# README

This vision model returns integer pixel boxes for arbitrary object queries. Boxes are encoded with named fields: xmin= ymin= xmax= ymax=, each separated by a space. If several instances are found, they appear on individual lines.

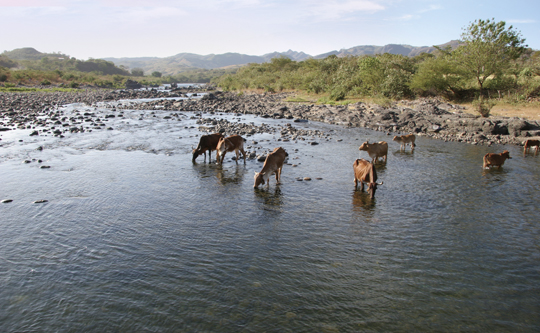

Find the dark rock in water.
xmin=310 ymin=142 xmax=319 ymax=145
xmin=33 ymin=200 xmax=48 ymax=203
xmin=293 ymin=119 xmax=308 ymax=123
xmin=0 ymin=128 xmax=11 ymax=132
xmin=1 ymin=199 xmax=13 ymax=203
xmin=40 ymin=165 xmax=51 ymax=169
xmin=23 ymin=160 xmax=31 ymax=164
xmin=36 ymin=146 xmax=43 ymax=151
xmin=30 ymin=130 xmax=39 ymax=136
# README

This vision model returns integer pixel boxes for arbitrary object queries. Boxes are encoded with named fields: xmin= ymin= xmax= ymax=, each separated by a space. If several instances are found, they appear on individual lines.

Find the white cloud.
xmin=115 ymin=6 xmax=187 ymax=22
xmin=303 ymin=0 xmax=385 ymax=21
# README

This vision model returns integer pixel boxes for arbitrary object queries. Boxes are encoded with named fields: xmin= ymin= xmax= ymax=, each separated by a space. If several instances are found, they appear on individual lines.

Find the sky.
xmin=1 ymin=0 xmax=538 ymax=60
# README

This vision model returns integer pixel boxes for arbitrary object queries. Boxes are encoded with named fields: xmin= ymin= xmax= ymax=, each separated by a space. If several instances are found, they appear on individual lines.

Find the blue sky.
xmin=1 ymin=0 xmax=538 ymax=59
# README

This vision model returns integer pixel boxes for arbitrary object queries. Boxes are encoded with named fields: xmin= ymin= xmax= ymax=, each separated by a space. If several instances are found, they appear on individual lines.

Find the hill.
xmin=103 ymin=41 xmax=460 ymax=75
xmin=1 ymin=47 xmax=70 ymax=60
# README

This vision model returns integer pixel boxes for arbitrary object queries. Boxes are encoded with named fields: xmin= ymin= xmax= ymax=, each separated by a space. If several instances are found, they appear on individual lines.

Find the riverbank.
xmin=1 ymin=88 xmax=539 ymax=146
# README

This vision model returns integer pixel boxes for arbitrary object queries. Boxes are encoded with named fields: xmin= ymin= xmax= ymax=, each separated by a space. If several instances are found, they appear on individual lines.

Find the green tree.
xmin=151 ymin=71 xmax=162 ymax=78
xmin=131 ymin=68 xmax=144 ymax=76
xmin=455 ymin=18 xmax=527 ymax=94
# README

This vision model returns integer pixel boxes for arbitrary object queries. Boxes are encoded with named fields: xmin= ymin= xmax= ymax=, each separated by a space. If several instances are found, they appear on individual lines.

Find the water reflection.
xmin=215 ymin=165 xmax=246 ymax=185
xmin=392 ymin=149 xmax=415 ymax=159
xmin=254 ymin=185 xmax=283 ymax=208
xmin=351 ymin=189 xmax=376 ymax=214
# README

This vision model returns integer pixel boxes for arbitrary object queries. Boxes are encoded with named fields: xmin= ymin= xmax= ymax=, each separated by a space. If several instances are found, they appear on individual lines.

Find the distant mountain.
xmin=103 ymin=41 xmax=461 ymax=75
xmin=3 ymin=41 xmax=461 ymax=76
xmin=2 ymin=47 xmax=70 ymax=60
xmin=313 ymin=40 xmax=461 ymax=59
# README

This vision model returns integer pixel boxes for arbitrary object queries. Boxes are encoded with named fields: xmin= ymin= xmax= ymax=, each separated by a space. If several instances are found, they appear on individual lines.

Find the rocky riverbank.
xmin=1 ymin=88 xmax=539 ymax=146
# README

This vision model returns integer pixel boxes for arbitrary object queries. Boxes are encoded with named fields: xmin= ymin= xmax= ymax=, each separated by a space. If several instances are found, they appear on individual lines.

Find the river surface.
xmin=1 ymin=102 xmax=539 ymax=332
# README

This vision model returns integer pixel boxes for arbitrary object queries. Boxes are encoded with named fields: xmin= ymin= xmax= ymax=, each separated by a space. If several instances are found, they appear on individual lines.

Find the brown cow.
xmin=483 ymin=150 xmax=512 ymax=169
xmin=353 ymin=158 xmax=383 ymax=199
xmin=523 ymin=139 xmax=539 ymax=156
xmin=359 ymin=141 xmax=388 ymax=163
xmin=216 ymin=134 xmax=247 ymax=164
xmin=393 ymin=134 xmax=416 ymax=150
xmin=254 ymin=147 xmax=287 ymax=188
xmin=192 ymin=133 xmax=224 ymax=162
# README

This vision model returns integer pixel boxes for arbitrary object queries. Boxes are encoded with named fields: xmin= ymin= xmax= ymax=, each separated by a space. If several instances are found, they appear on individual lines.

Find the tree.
xmin=455 ymin=18 xmax=527 ymax=94
xmin=454 ymin=18 xmax=527 ymax=116
xmin=131 ymin=68 xmax=144 ymax=76
xmin=151 ymin=71 xmax=162 ymax=78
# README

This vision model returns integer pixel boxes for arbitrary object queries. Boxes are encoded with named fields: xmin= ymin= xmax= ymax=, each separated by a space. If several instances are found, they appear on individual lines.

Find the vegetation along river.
xmin=1 ymin=99 xmax=539 ymax=332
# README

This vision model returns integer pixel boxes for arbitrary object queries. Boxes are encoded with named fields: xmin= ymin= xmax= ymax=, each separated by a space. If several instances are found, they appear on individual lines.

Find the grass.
xmin=459 ymin=101 xmax=540 ymax=120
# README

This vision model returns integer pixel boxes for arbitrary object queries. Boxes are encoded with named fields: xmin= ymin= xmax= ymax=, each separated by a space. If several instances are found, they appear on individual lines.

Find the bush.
xmin=69 ymin=81 xmax=79 ymax=88
xmin=473 ymin=96 xmax=497 ymax=117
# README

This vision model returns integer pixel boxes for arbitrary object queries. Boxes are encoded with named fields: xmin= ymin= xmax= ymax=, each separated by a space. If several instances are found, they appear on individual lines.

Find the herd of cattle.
xmin=192 ymin=132 xmax=540 ymax=198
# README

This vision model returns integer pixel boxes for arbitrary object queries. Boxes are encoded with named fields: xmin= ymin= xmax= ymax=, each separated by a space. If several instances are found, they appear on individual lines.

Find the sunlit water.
xmin=1 ymin=103 xmax=539 ymax=332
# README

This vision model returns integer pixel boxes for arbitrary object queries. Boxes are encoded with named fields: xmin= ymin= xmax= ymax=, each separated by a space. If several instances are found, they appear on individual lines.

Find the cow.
xmin=359 ymin=141 xmax=388 ymax=163
xmin=523 ymin=139 xmax=539 ymax=156
xmin=216 ymin=134 xmax=247 ymax=164
xmin=483 ymin=150 xmax=512 ymax=169
xmin=192 ymin=133 xmax=224 ymax=163
xmin=254 ymin=147 xmax=288 ymax=188
xmin=353 ymin=158 xmax=383 ymax=199
xmin=393 ymin=134 xmax=416 ymax=150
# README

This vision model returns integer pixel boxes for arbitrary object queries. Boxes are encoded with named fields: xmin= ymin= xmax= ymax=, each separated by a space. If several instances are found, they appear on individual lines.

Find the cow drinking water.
xmin=192 ymin=133 xmax=224 ymax=163
xmin=353 ymin=158 xmax=383 ymax=199
xmin=254 ymin=147 xmax=287 ymax=188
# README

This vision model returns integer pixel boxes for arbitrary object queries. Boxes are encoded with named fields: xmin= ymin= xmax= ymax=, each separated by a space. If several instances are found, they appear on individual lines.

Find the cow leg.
xmin=354 ymin=178 xmax=358 ymax=188
xmin=241 ymin=148 xmax=247 ymax=164
xmin=275 ymin=167 xmax=281 ymax=183
xmin=360 ymin=181 xmax=365 ymax=192
xmin=234 ymin=149 xmax=239 ymax=164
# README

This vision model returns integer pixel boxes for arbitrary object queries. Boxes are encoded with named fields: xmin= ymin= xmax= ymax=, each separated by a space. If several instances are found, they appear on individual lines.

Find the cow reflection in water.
xmin=254 ymin=185 xmax=283 ymax=207
xmin=215 ymin=165 xmax=245 ymax=185
xmin=352 ymin=190 xmax=376 ymax=212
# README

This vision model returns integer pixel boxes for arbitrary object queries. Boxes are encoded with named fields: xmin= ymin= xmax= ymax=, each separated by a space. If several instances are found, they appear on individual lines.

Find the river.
xmin=1 ymin=102 xmax=539 ymax=332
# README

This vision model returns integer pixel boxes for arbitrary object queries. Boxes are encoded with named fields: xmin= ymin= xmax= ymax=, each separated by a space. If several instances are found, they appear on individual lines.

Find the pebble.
xmin=33 ymin=200 xmax=48 ymax=203
xmin=1 ymin=199 xmax=13 ymax=203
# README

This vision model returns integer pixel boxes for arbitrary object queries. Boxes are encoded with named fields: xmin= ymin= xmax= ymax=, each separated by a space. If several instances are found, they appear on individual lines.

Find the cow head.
xmin=502 ymin=150 xmax=512 ymax=159
xmin=359 ymin=141 xmax=370 ymax=151
xmin=392 ymin=136 xmax=400 ymax=142
xmin=367 ymin=181 xmax=383 ymax=199
xmin=254 ymin=172 xmax=266 ymax=188
xmin=192 ymin=148 xmax=200 ymax=162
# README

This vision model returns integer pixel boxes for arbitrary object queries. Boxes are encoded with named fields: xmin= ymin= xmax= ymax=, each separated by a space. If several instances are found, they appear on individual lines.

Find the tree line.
xmin=213 ymin=19 xmax=539 ymax=116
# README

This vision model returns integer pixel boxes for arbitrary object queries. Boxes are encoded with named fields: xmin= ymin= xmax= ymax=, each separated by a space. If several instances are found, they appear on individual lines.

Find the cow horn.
xmin=377 ymin=181 xmax=384 ymax=185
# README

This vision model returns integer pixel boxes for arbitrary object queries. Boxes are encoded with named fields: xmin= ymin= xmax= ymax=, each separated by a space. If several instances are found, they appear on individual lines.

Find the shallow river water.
xmin=1 ymin=103 xmax=539 ymax=332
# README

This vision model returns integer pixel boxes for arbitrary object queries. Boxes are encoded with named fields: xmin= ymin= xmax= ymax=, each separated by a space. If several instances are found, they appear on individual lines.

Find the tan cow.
xmin=393 ymin=134 xmax=416 ymax=150
xmin=254 ymin=147 xmax=288 ymax=188
xmin=192 ymin=133 xmax=224 ymax=162
xmin=216 ymin=134 xmax=247 ymax=164
xmin=483 ymin=150 xmax=512 ymax=169
xmin=523 ymin=139 xmax=539 ymax=156
xmin=359 ymin=141 xmax=388 ymax=163
xmin=353 ymin=158 xmax=383 ymax=199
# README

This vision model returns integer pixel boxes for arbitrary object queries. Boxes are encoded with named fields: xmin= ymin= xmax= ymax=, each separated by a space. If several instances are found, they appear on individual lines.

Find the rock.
xmin=33 ymin=200 xmax=48 ymax=203
xmin=1 ymin=199 xmax=13 ymax=203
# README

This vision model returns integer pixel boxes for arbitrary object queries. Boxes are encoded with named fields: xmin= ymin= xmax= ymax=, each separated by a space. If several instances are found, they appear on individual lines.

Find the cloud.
xmin=115 ymin=6 xmax=188 ymax=22
xmin=0 ymin=0 xmax=66 ymax=6
xmin=303 ymin=0 xmax=385 ymax=21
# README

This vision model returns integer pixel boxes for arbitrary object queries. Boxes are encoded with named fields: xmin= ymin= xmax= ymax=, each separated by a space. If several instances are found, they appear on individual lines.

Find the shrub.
xmin=473 ymin=96 xmax=497 ymax=117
